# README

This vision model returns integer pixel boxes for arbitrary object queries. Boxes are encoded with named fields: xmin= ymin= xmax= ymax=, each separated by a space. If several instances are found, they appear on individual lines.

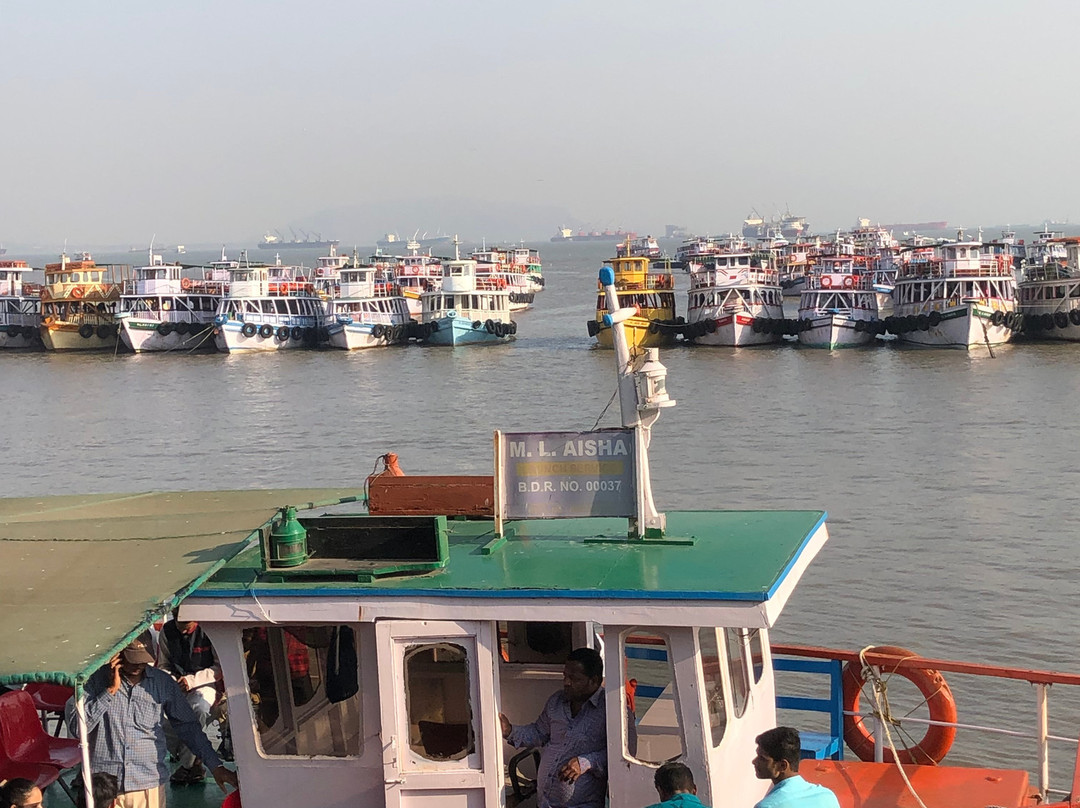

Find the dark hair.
xmin=566 ymin=647 xmax=603 ymax=680
xmin=75 ymin=772 xmax=119 ymax=808
xmin=654 ymin=762 xmax=696 ymax=796
xmin=0 ymin=779 xmax=37 ymax=808
xmin=756 ymin=726 xmax=802 ymax=769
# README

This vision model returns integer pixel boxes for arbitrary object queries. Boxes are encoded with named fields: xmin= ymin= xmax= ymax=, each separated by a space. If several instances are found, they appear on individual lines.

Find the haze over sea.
xmin=5 ymin=239 xmax=1080 ymax=780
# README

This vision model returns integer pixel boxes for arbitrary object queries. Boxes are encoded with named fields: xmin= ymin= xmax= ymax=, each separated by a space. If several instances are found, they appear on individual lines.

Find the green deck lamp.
xmin=269 ymin=505 xmax=308 ymax=568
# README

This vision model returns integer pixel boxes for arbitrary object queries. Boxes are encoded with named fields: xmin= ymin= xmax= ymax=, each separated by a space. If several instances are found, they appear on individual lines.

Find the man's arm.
xmin=503 ymin=697 xmax=553 ymax=749
xmin=65 ymin=661 xmax=118 ymax=736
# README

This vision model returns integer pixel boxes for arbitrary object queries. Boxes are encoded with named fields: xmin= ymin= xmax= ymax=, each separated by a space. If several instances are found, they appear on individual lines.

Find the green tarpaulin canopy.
xmin=0 ymin=489 xmax=363 ymax=686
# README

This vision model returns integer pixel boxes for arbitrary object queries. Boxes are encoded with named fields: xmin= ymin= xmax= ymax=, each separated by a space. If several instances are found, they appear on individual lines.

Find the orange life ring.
xmin=821 ymin=275 xmax=833 ymax=288
xmin=181 ymin=277 xmax=193 ymax=291
xmin=70 ymin=285 xmax=85 ymax=299
xmin=843 ymin=275 xmax=855 ymax=289
xmin=842 ymin=645 xmax=957 ymax=764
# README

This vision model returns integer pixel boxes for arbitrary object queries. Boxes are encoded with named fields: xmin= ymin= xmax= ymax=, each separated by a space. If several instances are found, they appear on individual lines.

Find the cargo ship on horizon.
xmin=550 ymin=225 xmax=637 ymax=243
xmin=257 ymin=229 xmax=339 ymax=251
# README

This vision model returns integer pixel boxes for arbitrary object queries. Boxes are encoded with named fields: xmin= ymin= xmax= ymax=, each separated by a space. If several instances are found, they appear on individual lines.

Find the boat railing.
xmin=772 ymin=643 xmax=1080 ymax=802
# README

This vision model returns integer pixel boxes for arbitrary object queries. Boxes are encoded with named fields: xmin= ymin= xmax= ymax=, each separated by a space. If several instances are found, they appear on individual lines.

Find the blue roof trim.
xmin=189 ymin=586 xmax=773 ymax=601
xmin=764 ymin=511 xmax=828 ymax=599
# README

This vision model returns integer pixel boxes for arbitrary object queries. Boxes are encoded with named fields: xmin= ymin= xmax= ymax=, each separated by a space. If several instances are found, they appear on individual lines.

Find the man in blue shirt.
xmin=752 ymin=727 xmax=841 ymax=808
xmin=645 ymin=762 xmax=709 ymax=808
xmin=500 ymin=647 xmax=635 ymax=808
xmin=66 ymin=632 xmax=238 ymax=807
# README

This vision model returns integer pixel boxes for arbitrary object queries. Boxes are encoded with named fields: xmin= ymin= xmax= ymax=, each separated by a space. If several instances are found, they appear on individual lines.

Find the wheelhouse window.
xmin=698 ymin=628 xmax=727 ymax=747
xmin=725 ymin=628 xmax=750 ymax=718
xmin=624 ymin=629 xmax=683 ymax=763
xmin=242 ymin=625 xmax=362 ymax=758
xmin=404 ymin=642 xmax=475 ymax=761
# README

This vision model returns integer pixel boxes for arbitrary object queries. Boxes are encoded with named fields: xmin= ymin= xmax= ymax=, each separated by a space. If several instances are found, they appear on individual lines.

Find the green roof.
xmin=0 ymin=489 xmax=364 ymax=686
xmin=196 ymin=509 xmax=827 ymax=602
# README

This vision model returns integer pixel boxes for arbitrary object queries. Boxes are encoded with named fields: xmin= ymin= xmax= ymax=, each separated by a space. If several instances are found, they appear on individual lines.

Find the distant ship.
xmin=742 ymin=209 xmax=809 ymax=240
xmin=550 ymin=226 xmax=638 ymax=243
xmin=0 ymin=245 xmax=6 ymax=256
xmin=257 ymin=230 xmax=339 ymax=250
xmin=378 ymin=231 xmax=453 ymax=249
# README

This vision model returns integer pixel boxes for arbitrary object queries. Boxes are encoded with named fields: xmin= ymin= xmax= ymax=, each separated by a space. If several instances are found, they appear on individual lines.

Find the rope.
xmin=857 ymin=645 xmax=930 ymax=808
xmin=979 ymin=309 xmax=996 ymax=357
xmin=589 ymin=356 xmax=635 ymax=431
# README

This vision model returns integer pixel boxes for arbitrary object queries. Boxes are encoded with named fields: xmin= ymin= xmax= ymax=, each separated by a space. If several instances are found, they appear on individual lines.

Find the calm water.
xmin=6 ymin=241 xmax=1080 ymax=777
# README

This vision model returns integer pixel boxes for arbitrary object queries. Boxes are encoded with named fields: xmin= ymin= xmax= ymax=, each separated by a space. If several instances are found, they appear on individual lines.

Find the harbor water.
xmin=4 ymin=241 xmax=1079 ymax=781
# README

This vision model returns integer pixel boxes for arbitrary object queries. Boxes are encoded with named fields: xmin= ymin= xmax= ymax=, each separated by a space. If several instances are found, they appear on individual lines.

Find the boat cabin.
xmin=181 ymin=496 xmax=830 ymax=808
xmin=421 ymin=259 xmax=511 ymax=321
xmin=0 ymin=260 xmax=30 ymax=296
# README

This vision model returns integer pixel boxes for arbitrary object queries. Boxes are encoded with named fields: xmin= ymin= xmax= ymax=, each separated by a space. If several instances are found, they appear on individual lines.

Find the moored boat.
xmin=891 ymin=237 xmax=1018 ymax=348
xmin=326 ymin=263 xmax=415 ymax=350
xmin=39 ymin=253 xmax=124 ymax=351
xmin=117 ymin=249 xmax=224 ymax=352
xmin=588 ymin=250 xmax=677 ymax=350
xmin=418 ymin=254 xmax=516 ymax=346
xmin=797 ymin=256 xmax=882 ymax=349
xmin=684 ymin=250 xmax=784 ymax=346
xmin=1017 ymin=236 xmax=1080 ymax=340
xmin=213 ymin=254 xmax=329 ymax=353
xmin=0 ymin=260 xmax=42 ymax=349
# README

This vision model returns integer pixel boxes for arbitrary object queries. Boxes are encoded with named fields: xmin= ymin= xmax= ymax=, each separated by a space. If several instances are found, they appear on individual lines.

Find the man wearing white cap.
xmin=66 ymin=631 xmax=238 ymax=808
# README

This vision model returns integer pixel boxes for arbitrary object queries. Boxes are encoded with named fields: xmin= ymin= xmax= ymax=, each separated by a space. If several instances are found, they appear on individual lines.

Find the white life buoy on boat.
xmin=821 ymin=275 xmax=833 ymax=288
xmin=843 ymin=275 xmax=855 ymax=289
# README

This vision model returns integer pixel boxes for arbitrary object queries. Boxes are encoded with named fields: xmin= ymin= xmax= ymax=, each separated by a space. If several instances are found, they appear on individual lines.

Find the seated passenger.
xmin=499 ymin=647 xmax=635 ymax=808
xmin=645 ymin=762 xmax=708 ymax=808
xmin=752 ymin=726 xmax=840 ymax=808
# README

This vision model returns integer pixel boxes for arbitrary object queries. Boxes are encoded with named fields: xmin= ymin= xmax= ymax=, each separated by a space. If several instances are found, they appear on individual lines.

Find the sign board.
xmin=496 ymin=429 xmax=637 ymax=519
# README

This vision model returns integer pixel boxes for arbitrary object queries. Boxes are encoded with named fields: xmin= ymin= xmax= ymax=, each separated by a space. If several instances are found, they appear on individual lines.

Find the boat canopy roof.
xmin=194 ymin=509 xmax=828 ymax=620
xmin=0 ymin=489 xmax=364 ymax=686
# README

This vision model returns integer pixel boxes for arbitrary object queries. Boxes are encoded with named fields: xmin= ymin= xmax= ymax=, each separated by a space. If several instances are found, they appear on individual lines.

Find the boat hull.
xmin=0 ymin=324 xmax=41 ymax=349
xmin=689 ymin=309 xmax=784 ymax=347
xmin=594 ymin=317 xmax=676 ymax=350
xmin=119 ymin=319 xmax=218 ymax=352
xmin=797 ymin=314 xmax=877 ymax=349
xmin=423 ymin=316 xmax=514 ymax=346
xmin=327 ymin=321 xmax=411 ymax=350
xmin=894 ymin=304 xmax=1014 ymax=349
xmin=1018 ymin=303 xmax=1080 ymax=341
xmin=213 ymin=321 xmax=321 ymax=353
xmin=40 ymin=323 xmax=119 ymax=352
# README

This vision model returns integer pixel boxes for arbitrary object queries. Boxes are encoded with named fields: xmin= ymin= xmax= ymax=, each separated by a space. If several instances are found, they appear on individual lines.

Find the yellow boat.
xmin=588 ymin=254 xmax=677 ymax=350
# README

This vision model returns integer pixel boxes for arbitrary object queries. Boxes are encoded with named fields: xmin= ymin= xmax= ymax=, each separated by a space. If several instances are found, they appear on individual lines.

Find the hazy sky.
xmin=3 ymin=0 xmax=1077 ymax=246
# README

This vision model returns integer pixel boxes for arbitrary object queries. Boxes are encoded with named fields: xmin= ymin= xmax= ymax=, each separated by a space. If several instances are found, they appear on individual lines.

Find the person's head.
xmin=753 ymin=726 xmax=802 ymax=783
xmin=562 ymin=647 xmax=603 ymax=705
xmin=653 ymin=762 xmax=696 ymax=800
xmin=75 ymin=773 xmax=120 ymax=808
xmin=119 ymin=630 xmax=155 ymax=682
xmin=0 ymin=779 xmax=42 ymax=808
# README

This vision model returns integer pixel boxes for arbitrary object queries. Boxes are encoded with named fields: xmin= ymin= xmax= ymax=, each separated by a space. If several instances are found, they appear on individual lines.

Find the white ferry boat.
xmin=311 ymin=244 xmax=351 ymax=298
xmin=1018 ymin=236 xmax=1080 ymax=340
xmin=213 ymin=254 xmax=329 ymax=353
xmin=615 ymin=235 xmax=662 ymax=259
xmin=505 ymin=245 xmax=544 ymax=292
xmin=393 ymin=249 xmax=443 ymax=318
xmin=39 ymin=252 xmax=125 ymax=352
xmin=684 ymin=251 xmax=784 ymax=346
xmin=117 ymin=249 xmax=225 ymax=352
xmin=419 ymin=256 xmax=516 ymax=346
xmin=472 ymin=247 xmax=536 ymax=312
xmin=891 ymin=237 xmax=1018 ymax=348
xmin=0 ymin=260 xmax=41 ymax=349
xmin=326 ymin=263 xmax=414 ymax=350
xmin=797 ymin=256 xmax=882 ymax=348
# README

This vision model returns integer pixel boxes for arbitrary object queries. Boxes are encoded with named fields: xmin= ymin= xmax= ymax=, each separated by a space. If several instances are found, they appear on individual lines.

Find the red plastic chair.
xmin=0 ymin=690 xmax=81 ymax=770
xmin=0 ymin=759 xmax=61 ymax=791
xmin=222 ymin=790 xmax=242 ymax=808
xmin=22 ymin=683 xmax=75 ymax=736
